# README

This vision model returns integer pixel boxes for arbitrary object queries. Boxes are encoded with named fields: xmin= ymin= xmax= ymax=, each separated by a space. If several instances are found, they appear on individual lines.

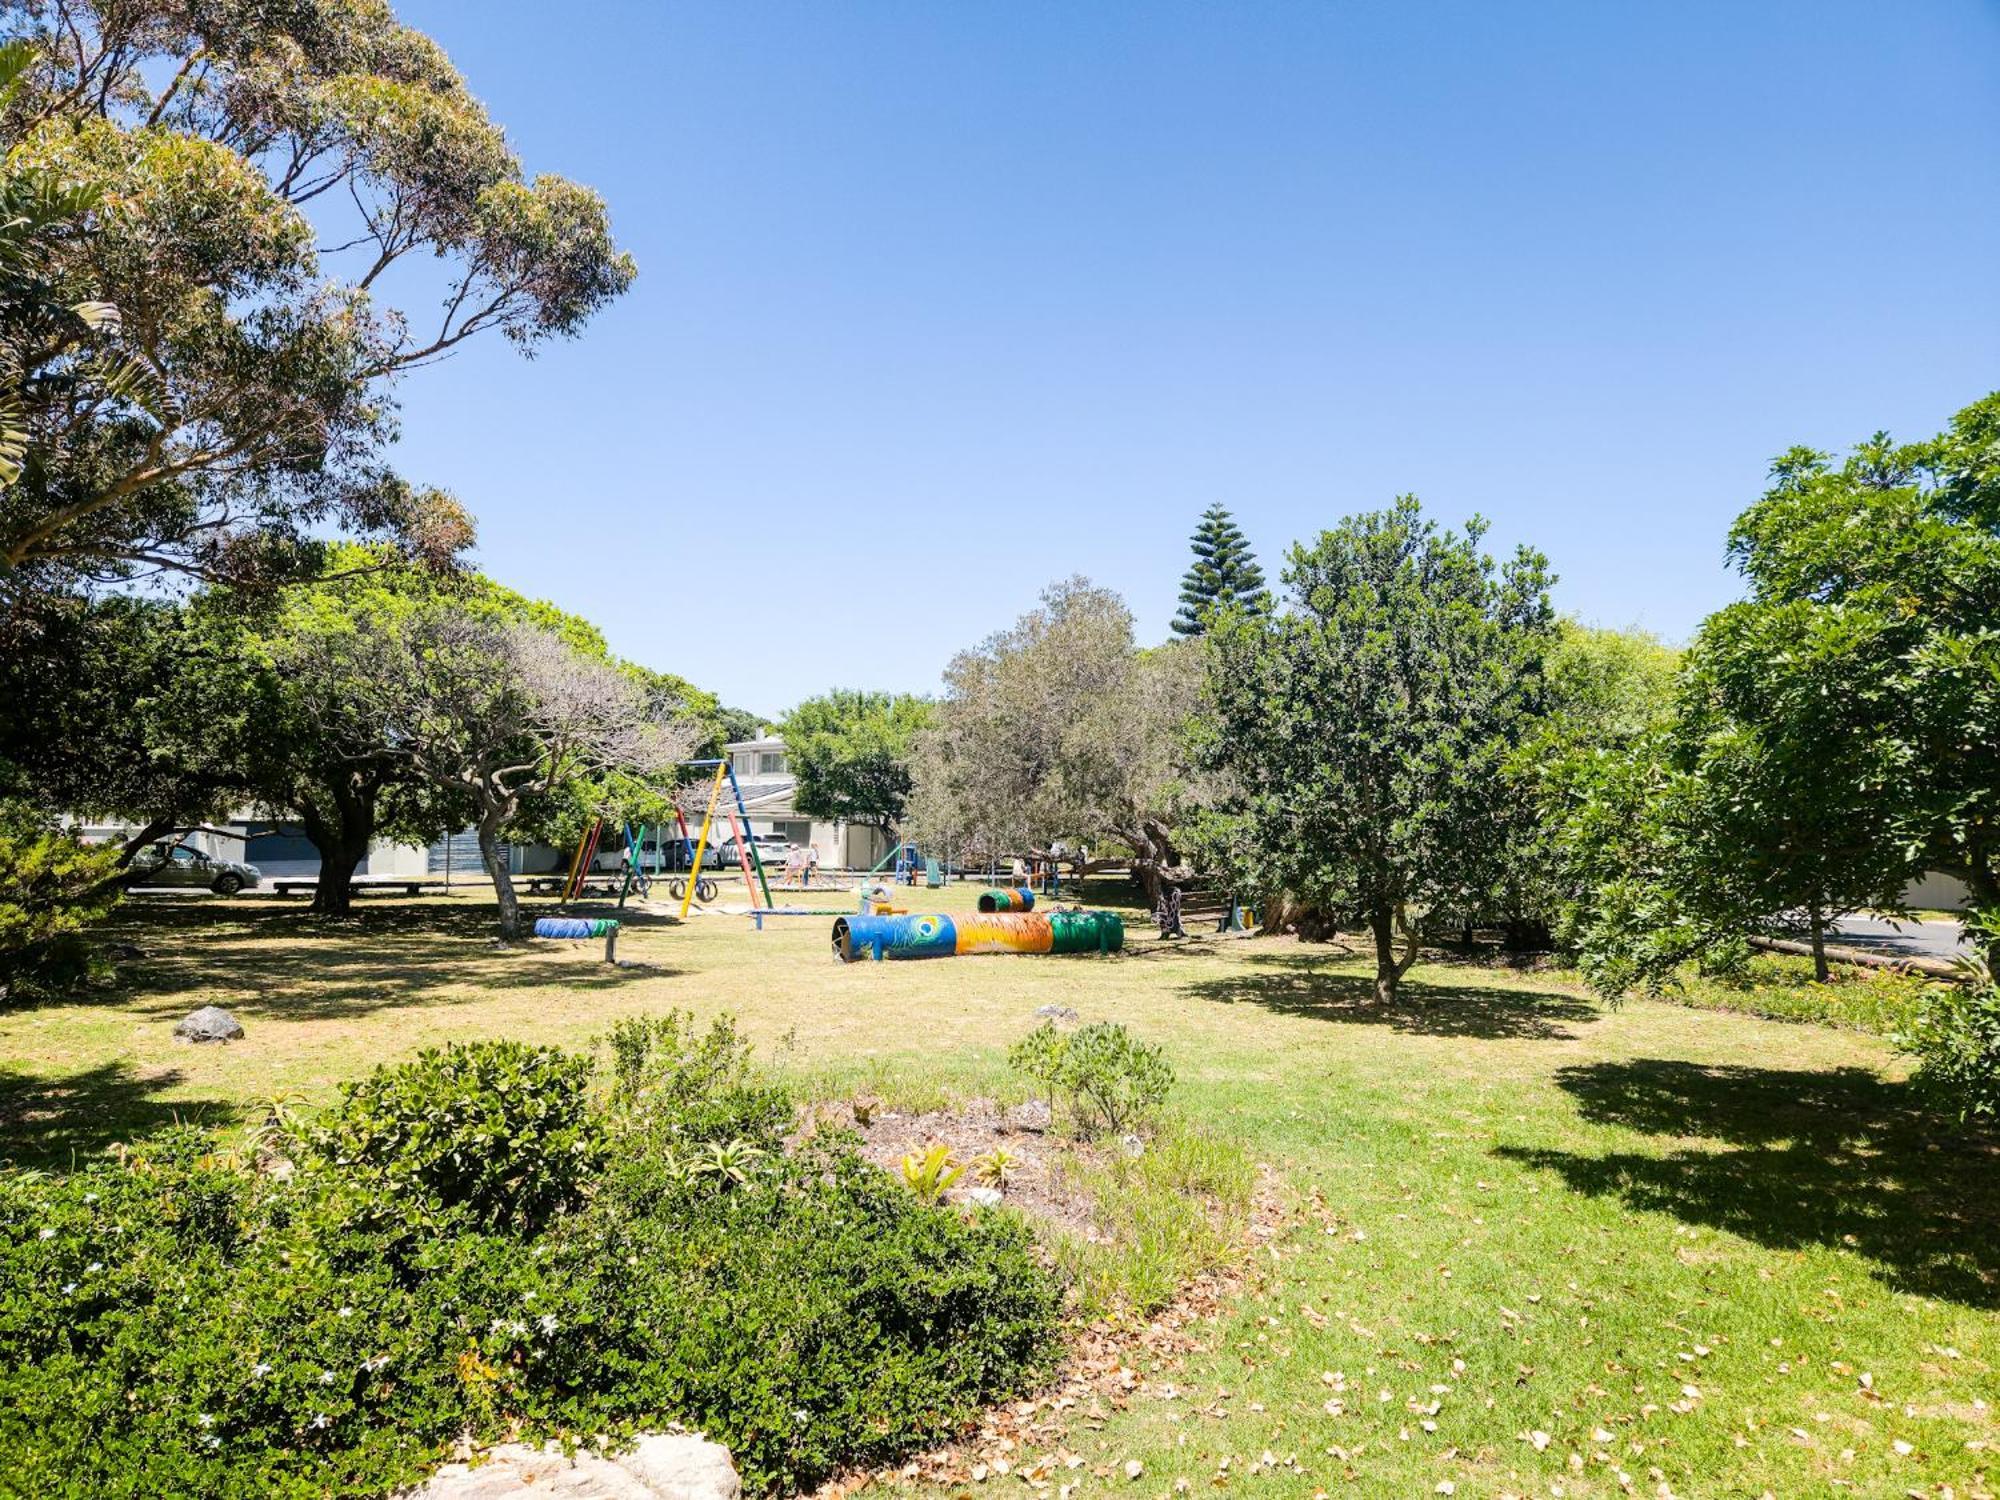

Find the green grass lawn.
xmin=3 ymin=880 xmax=1995 ymax=1496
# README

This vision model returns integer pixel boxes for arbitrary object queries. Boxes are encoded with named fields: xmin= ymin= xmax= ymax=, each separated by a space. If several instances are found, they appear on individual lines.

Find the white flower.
xmin=82 ymin=1193 xmax=98 ymax=1204
xmin=251 ymin=1364 xmax=272 ymax=1378
xmin=308 ymin=1413 xmax=331 ymax=1430
xmin=61 ymin=1283 xmax=76 ymax=1295
xmin=537 ymin=1313 xmax=559 ymax=1335
xmin=794 ymin=1409 xmax=811 ymax=1425
xmin=318 ymin=1370 xmax=336 ymax=1385
xmin=201 ymin=1435 xmax=221 ymax=1451
xmin=36 ymin=1229 xmax=55 ymax=1241
xmin=337 ymin=1306 xmax=353 ymax=1319
xmin=196 ymin=1413 xmax=215 ymax=1428
xmin=85 ymin=1262 xmax=102 ymax=1274
xmin=362 ymin=1354 xmax=392 ymax=1373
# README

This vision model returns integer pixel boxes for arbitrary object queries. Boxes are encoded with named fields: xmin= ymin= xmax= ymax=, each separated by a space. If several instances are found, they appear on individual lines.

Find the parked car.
xmin=634 ymin=838 xmax=723 ymax=871
xmin=717 ymin=834 xmax=792 ymax=871
xmin=128 ymin=844 xmax=262 ymax=895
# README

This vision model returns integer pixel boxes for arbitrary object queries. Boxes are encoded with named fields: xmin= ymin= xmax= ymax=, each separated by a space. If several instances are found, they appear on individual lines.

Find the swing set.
xmin=555 ymin=757 xmax=776 ymax=918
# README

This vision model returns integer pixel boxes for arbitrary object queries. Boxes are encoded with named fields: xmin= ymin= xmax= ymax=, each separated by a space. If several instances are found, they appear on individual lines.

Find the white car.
xmin=717 ymin=834 xmax=792 ymax=871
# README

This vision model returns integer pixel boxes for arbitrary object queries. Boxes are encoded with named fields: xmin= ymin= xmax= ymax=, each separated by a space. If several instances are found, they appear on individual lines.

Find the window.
xmin=759 ymin=752 xmax=786 ymax=775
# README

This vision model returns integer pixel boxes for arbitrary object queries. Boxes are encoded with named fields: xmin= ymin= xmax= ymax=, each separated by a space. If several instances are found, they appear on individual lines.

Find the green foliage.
xmin=1202 ymin=496 xmax=1555 ymax=999
xmin=302 ymin=1041 xmax=601 ymax=1236
xmin=0 ymin=594 xmax=241 ymax=826
xmin=1422 ymin=620 xmax=1683 ymax=949
xmin=972 ymin=1146 xmax=1018 ymax=1188
xmin=1897 ymin=914 xmax=2000 ymax=1124
xmin=0 ymin=801 xmax=119 ymax=1000
xmin=909 ymin=579 xmax=1206 ymax=888
xmin=899 ymin=1143 xmax=966 ymax=1204
xmin=1617 ymin=951 xmax=1931 ymax=1035
xmin=1725 ymin=397 xmax=2000 ymax=924
xmin=0 ymin=1022 xmax=1060 ymax=1498
xmin=1054 ymin=1122 xmax=1255 ymax=1315
xmin=2 ymin=2 xmax=634 ymax=597
xmin=1008 ymin=1021 xmax=1174 ymax=1135
xmin=780 ymin=689 xmax=933 ymax=830
xmin=1556 ymin=396 xmax=2000 ymax=994
xmin=1900 ymin=984 xmax=2000 ymax=1125
xmin=1171 ymin=503 xmax=1267 ymax=637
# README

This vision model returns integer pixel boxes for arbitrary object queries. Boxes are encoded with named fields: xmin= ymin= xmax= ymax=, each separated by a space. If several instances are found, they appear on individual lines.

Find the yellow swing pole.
xmin=678 ymin=760 xmax=729 ymax=919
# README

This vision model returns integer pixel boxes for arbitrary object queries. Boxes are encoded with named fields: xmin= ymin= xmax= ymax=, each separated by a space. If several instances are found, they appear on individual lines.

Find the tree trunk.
xmin=479 ymin=814 xmax=523 ymax=942
xmin=1807 ymin=902 xmax=1830 ymax=984
xmin=1367 ymin=902 xmax=1421 ymax=1004
xmin=301 ymin=784 xmax=377 ymax=917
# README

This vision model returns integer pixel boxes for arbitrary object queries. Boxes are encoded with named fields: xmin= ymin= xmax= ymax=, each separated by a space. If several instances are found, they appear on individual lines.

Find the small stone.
xmin=1120 ymin=1132 xmax=1145 ymax=1158
xmin=1005 ymin=1099 xmax=1053 ymax=1133
xmin=1034 ymin=1004 xmax=1080 ymax=1023
xmin=173 ymin=1005 xmax=244 ymax=1044
xmin=956 ymin=1186 xmax=1004 ymax=1209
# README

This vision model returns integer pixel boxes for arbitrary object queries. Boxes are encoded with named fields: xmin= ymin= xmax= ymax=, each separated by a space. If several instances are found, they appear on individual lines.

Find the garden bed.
xmin=810 ymin=1096 xmax=1102 ymax=1241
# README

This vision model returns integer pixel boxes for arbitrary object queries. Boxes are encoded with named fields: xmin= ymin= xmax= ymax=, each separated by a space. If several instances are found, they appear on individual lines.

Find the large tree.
xmin=1171 ymin=504 xmax=1266 ymax=637
xmin=1463 ymin=621 xmax=1681 ymax=951
xmin=908 ymin=578 xmax=1205 ymax=900
xmin=780 ymin=690 xmax=932 ymax=834
xmin=1204 ymin=497 xmax=1556 ymax=1003
xmin=1724 ymin=396 xmax=2000 ymax=939
xmin=0 ymin=592 xmax=252 ymax=862
xmin=184 ymin=554 xmax=492 ymax=914
xmin=0 ymin=2 xmax=633 ymax=597
xmin=1557 ymin=397 xmax=2000 ymax=987
xmin=376 ymin=612 xmax=697 ymax=940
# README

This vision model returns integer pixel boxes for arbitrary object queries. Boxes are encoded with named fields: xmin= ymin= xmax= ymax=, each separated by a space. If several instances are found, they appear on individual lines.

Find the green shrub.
xmin=1008 ymin=1020 xmax=1174 ymax=1135
xmin=1591 ymin=951 xmax=1931 ymax=1036
xmin=302 ymin=1040 xmax=601 ymax=1235
xmin=0 ymin=1023 xmax=1062 ymax=1498
xmin=0 ymin=801 xmax=120 ymax=1004
xmin=1898 ymin=974 xmax=2000 ymax=1124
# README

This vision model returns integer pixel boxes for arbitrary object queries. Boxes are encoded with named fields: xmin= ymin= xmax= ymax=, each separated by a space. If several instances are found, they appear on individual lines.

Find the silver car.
xmin=129 ymin=844 xmax=262 ymax=895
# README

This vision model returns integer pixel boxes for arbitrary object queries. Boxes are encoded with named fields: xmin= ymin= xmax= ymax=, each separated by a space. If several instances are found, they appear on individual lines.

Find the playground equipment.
xmin=976 ymin=886 xmax=1035 ymax=913
xmin=676 ymin=758 xmax=775 ymax=917
xmin=831 ymin=909 xmax=1124 ymax=963
xmin=533 ymin=915 xmax=620 ymax=962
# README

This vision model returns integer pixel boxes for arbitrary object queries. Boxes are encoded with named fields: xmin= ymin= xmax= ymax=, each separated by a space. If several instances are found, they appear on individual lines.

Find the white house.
xmin=721 ymin=734 xmax=894 ymax=871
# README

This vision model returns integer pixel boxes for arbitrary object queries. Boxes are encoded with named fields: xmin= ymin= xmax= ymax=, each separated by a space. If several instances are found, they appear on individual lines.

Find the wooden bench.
xmin=270 ymin=876 xmax=436 ymax=897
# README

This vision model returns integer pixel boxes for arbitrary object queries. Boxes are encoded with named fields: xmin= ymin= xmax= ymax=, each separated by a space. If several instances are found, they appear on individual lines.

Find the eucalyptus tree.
xmin=0 ymin=1 xmax=634 ymax=597
xmin=377 ymin=614 xmax=699 ymax=940
xmin=908 ymin=578 xmax=1205 ymax=900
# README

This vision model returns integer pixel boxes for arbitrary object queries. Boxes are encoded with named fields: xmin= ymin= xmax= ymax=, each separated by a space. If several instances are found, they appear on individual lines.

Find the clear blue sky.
xmin=388 ymin=0 xmax=2000 ymax=718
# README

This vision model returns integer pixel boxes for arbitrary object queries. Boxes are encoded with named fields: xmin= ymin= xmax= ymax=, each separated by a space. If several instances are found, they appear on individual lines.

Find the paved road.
xmin=1828 ymin=914 xmax=1970 ymax=963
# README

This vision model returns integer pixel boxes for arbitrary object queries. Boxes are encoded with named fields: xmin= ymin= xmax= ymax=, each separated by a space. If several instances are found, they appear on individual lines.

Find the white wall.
xmin=1905 ymin=871 xmax=1969 ymax=912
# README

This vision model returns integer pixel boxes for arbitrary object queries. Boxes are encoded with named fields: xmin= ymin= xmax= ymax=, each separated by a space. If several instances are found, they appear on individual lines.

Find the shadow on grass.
xmin=1180 ymin=952 xmax=1598 ymax=1040
xmin=1498 ymin=1058 xmax=2000 ymax=1309
xmin=0 ymin=1061 xmax=236 ymax=1168
xmin=94 ymin=899 xmax=680 ymax=1023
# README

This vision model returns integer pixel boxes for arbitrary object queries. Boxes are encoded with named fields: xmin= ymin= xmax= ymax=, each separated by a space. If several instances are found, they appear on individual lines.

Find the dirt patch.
xmin=803 ymin=1096 xmax=1106 ymax=1241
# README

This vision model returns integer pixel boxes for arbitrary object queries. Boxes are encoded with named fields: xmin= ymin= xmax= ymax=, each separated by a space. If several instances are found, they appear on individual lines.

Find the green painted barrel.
xmin=1046 ymin=910 xmax=1124 ymax=954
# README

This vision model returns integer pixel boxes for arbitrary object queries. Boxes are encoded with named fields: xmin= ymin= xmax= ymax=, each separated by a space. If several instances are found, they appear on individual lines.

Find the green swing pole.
xmin=617 ymin=821 xmax=646 ymax=909
xmin=723 ymin=763 xmax=775 ymax=907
